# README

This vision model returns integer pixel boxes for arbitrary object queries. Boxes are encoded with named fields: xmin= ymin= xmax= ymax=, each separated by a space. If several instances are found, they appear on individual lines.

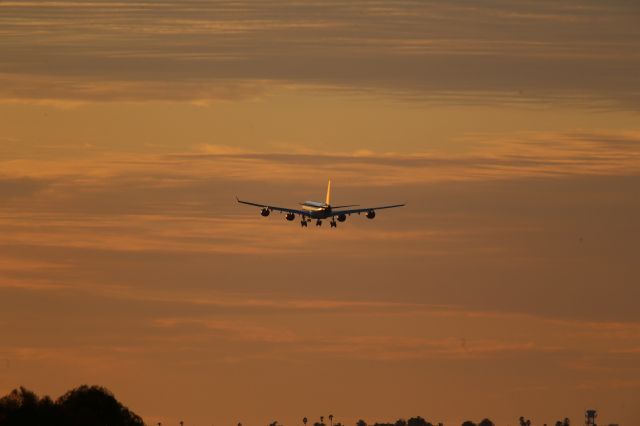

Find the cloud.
xmin=0 ymin=178 xmax=49 ymax=199
xmin=3 ymin=130 xmax=637 ymax=188
xmin=0 ymin=277 xmax=70 ymax=290
xmin=146 ymin=308 xmax=600 ymax=362
xmin=150 ymin=315 xmax=560 ymax=361
xmin=297 ymin=336 xmax=550 ymax=361
xmin=153 ymin=318 xmax=297 ymax=344
xmin=1 ymin=1 xmax=639 ymax=108
xmin=0 ymin=73 xmax=272 ymax=106
xmin=0 ymin=130 xmax=637 ymax=268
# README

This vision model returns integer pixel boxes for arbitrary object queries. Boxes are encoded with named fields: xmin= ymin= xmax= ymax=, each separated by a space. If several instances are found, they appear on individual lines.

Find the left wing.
xmin=332 ymin=204 xmax=405 ymax=216
xmin=236 ymin=197 xmax=308 ymax=215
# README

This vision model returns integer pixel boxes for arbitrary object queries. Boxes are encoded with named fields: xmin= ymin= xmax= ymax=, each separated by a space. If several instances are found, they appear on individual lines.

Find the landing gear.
xmin=330 ymin=220 xmax=337 ymax=228
xmin=316 ymin=219 xmax=322 ymax=227
xmin=300 ymin=220 xmax=308 ymax=227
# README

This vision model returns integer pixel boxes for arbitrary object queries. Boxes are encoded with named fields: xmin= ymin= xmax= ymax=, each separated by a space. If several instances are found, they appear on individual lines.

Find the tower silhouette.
xmin=585 ymin=410 xmax=597 ymax=426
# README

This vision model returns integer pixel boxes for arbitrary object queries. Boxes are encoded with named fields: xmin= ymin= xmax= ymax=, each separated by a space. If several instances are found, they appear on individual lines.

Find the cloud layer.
xmin=1 ymin=0 xmax=639 ymax=107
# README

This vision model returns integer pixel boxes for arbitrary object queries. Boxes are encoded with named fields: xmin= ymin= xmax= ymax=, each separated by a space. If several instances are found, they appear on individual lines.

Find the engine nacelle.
xmin=337 ymin=214 xmax=347 ymax=222
xmin=285 ymin=213 xmax=295 ymax=221
xmin=366 ymin=210 xmax=376 ymax=219
xmin=261 ymin=208 xmax=270 ymax=217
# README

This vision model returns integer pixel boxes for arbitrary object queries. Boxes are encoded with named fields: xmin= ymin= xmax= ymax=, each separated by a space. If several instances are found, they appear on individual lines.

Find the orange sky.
xmin=1 ymin=1 xmax=639 ymax=425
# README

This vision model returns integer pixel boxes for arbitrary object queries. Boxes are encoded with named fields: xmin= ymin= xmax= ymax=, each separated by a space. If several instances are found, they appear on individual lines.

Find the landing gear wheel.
xmin=330 ymin=220 xmax=337 ymax=228
xmin=301 ymin=220 xmax=308 ymax=227
xmin=316 ymin=220 xmax=322 ymax=227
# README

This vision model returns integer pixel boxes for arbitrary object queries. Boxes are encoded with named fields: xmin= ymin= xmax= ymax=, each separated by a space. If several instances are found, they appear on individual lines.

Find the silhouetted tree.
xmin=330 ymin=414 xmax=334 ymax=426
xmin=0 ymin=387 xmax=61 ymax=426
xmin=0 ymin=385 xmax=143 ymax=426
xmin=304 ymin=417 xmax=308 ymax=426
xmin=519 ymin=417 xmax=532 ymax=426
xmin=478 ymin=419 xmax=494 ymax=426
xmin=555 ymin=419 xmax=570 ymax=426
xmin=461 ymin=421 xmax=477 ymax=426
xmin=395 ymin=419 xmax=407 ymax=426
xmin=57 ymin=385 xmax=144 ymax=426
xmin=408 ymin=417 xmax=433 ymax=426
xmin=356 ymin=419 xmax=368 ymax=426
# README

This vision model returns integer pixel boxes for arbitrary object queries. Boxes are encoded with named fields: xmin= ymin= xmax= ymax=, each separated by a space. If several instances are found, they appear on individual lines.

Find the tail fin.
xmin=325 ymin=179 xmax=331 ymax=205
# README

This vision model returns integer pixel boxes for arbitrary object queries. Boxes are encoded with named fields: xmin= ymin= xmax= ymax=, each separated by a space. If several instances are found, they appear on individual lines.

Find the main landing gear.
xmin=300 ymin=218 xmax=337 ymax=228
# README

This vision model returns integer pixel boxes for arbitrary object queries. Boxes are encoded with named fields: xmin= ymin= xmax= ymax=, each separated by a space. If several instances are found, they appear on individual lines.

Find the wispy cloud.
xmin=0 ymin=177 xmax=50 ymax=199
xmin=0 ymin=130 xmax=637 ymax=265
xmin=3 ymin=131 xmax=638 ymax=186
xmin=1 ymin=1 xmax=639 ymax=108
xmin=150 ymin=316 xmax=555 ymax=361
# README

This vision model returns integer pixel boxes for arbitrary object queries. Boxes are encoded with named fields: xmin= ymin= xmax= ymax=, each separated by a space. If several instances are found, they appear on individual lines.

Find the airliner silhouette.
xmin=236 ymin=180 xmax=405 ymax=227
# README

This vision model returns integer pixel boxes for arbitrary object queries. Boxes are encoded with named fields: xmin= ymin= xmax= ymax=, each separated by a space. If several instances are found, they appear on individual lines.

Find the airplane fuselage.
xmin=301 ymin=201 xmax=328 ymax=211
xmin=301 ymin=201 xmax=332 ymax=218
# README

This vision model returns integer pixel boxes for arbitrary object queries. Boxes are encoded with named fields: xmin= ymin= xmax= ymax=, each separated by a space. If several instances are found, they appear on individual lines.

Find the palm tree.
xmin=321 ymin=416 xmax=324 ymax=426
xmin=304 ymin=418 xmax=308 ymax=426
xmin=329 ymin=414 xmax=334 ymax=426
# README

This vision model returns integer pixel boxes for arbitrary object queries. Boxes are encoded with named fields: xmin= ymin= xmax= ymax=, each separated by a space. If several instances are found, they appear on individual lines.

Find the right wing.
xmin=331 ymin=204 xmax=405 ymax=216
xmin=236 ymin=197 xmax=308 ymax=216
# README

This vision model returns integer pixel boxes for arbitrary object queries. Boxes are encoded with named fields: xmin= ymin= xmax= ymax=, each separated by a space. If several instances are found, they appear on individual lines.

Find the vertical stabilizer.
xmin=325 ymin=179 xmax=331 ymax=205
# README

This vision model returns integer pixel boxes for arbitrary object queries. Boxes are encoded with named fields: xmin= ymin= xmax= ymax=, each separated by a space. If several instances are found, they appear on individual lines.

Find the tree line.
xmin=353 ymin=416 xmax=493 ymax=426
xmin=0 ymin=386 xmax=576 ymax=426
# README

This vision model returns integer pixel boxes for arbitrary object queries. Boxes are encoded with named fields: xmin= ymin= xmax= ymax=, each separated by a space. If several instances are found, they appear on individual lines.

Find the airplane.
xmin=236 ymin=180 xmax=405 ymax=228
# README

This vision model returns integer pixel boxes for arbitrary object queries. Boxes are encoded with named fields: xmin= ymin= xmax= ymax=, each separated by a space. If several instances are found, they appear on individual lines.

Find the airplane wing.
xmin=332 ymin=204 xmax=405 ymax=216
xmin=236 ymin=197 xmax=308 ymax=216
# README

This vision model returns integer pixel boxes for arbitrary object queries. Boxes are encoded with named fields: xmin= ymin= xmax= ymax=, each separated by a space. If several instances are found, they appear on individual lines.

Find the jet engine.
xmin=285 ymin=213 xmax=295 ymax=221
xmin=366 ymin=210 xmax=376 ymax=219
xmin=261 ymin=208 xmax=270 ymax=217
xmin=337 ymin=213 xmax=347 ymax=222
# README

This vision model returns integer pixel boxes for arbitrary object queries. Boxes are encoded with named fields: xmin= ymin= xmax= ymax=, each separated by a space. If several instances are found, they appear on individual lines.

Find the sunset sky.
xmin=1 ymin=1 xmax=639 ymax=425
